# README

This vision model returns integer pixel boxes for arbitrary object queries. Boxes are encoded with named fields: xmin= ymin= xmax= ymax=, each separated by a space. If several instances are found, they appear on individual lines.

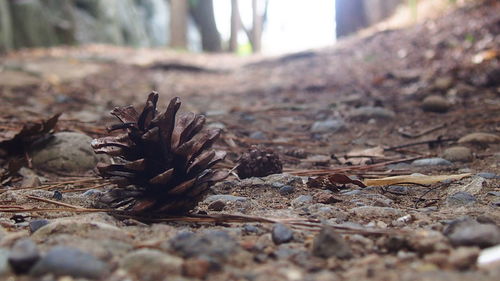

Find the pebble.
xmin=421 ymin=95 xmax=451 ymax=113
xmin=171 ymin=230 xmax=239 ymax=265
xmin=446 ymin=192 xmax=477 ymax=206
xmin=349 ymin=106 xmax=395 ymax=120
xmin=458 ymin=132 xmax=500 ymax=145
xmin=249 ymin=131 xmax=266 ymax=140
xmin=311 ymin=119 xmax=346 ymax=133
xmin=0 ymin=249 xmax=11 ymax=276
xmin=442 ymin=146 xmax=473 ymax=162
xmin=8 ymin=238 xmax=40 ymax=274
xmin=412 ymin=157 xmax=452 ymax=166
xmin=30 ymin=132 xmax=106 ymax=174
xmin=278 ymin=185 xmax=295 ymax=195
xmin=291 ymin=195 xmax=313 ymax=208
xmin=445 ymin=218 xmax=500 ymax=248
xmin=477 ymin=172 xmax=499 ymax=179
xmin=386 ymin=185 xmax=409 ymax=194
xmin=351 ymin=206 xmax=403 ymax=219
xmin=204 ymin=195 xmax=248 ymax=204
xmin=312 ymin=226 xmax=352 ymax=259
xmin=30 ymin=246 xmax=109 ymax=279
xmin=448 ymin=247 xmax=480 ymax=270
xmin=313 ymin=192 xmax=342 ymax=204
xmin=28 ymin=219 xmax=49 ymax=234
xmin=120 ymin=249 xmax=183 ymax=280
xmin=271 ymin=224 xmax=294 ymax=245
xmin=242 ymin=224 xmax=261 ymax=235
xmin=207 ymin=200 xmax=226 ymax=211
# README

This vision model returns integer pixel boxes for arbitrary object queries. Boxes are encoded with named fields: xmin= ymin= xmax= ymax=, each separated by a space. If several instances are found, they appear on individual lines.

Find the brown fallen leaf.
xmin=363 ymin=173 xmax=472 ymax=186
xmin=307 ymin=173 xmax=366 ymax=192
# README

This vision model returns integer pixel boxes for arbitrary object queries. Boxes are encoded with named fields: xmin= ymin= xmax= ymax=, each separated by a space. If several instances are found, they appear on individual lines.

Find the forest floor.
xmin=0 ymin=1 xmax=499 ymax=280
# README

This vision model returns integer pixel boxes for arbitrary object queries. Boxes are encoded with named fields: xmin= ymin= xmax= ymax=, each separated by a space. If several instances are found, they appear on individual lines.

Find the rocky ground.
xmin=0 ymin=1 xmax=499 ymax=280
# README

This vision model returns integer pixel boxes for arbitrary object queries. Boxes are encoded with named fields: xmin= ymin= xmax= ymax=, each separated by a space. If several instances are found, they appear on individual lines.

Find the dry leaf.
xmin=363 ymin=173 xmax=471 ymax=186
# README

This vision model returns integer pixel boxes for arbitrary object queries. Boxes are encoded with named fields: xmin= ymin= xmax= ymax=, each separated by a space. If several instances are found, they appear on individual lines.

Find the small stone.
xmin=311 ymin=119 xmax=346 ymax=133
xmin=312 ymin=226 xmax=352 ymax=259
xmin=183 ymin=258 xmax=210 ymax=279
xmin=120 ymin=249 xmax=183 ymax=281
xmin=0 ymin=249 xmax=11 ymax=276
xmin=442 ymin=146 xmax=473 ymax=162
xmin=477 ymin=172 xmax=499 ymax=179
xmin=421 ymin=95 xmax=451 ymax=113
xmin=30 ymin=246 xmax=109 ymax=279
xmin=446 ymin=192 xmax=477 ymax=206
xmin=204 ymin=195 xmax=248 ymax=204
xmin=249 ymin=131 xmax=266 ymax=140
xmin=291 ymin=195 xmax=313 ymax=208
xmin=20 ymin=175 xmax=41 ymax=188
xmin=29 ymin=220 xmax=49 ymax=234
xmin=171 ymin=230 xmax=239 ymax=265
xmin=271 ymin=224 xmax=293 ymax=245
xmin=313 ymin=192 xmax=341 ymax=204
xmin=351 ymin=206 xmax=403 ymax=219
xmin=242 ymin=224 xmax=260 ymax=235
xmin=434 ymin=76 xmax=453 ymax=89
xmin=278 ymin=185 xmax=295 ymax=195
xmin=445 ymin=218 xmax=500 ymax=248
xmin=448 ymin=247 xmax=480 ymax=270
xmin=350 ymin=106 xmax=395 ymax=121
xmin=30 ymin=132 xmax=107 ymax=174
xmin=458 ymin=132 xmax=500 ymax=145
xmin=386 ymin=185 xmax=409 ymax=194
xmin=412 ymin=157 xmax=452 ymax=166
xmin=8 ymin=238 xmax=40 ymax=274
xmin=207 ymin=200 xmax=226 ymax=211
xmin=52 ymin=191 xmax=63 ymax=200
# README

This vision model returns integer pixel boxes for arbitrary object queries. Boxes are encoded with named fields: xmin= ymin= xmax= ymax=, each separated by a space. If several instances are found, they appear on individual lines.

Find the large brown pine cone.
xmin=237 ymin=146 xmax=283 ymax=179
xmin=91 ymin=92 xmax=227 ymax=214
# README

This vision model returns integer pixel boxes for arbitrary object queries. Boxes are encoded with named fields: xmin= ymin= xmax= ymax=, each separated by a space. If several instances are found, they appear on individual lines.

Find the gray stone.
xmin=442 ymin=146 xmax=473 ymax=162
xmin=447 ymin=176 xmax=485 ymax=196
xmin=249 ymin=131 xmax=266 ymax=140
xmin=446 ymin=192 xmax=477 ymax=206
xmin=8 ymin=238 xmax=40 ymax=274
xmin=412 ymin=157 xmax=452 ymax=166
xmin=30 ymin=246 xmax=109 ymax=279
xmin=207 ymin=200 xmax=226 ymax=211
xmin=120 ymin=249 xmax=182 ymax=281
xmin=242 ymin=224 xmax=260 ymax=235
xmin=291 ymin=195 xmax=313 ymax=208
xmin=341 ymin=189 xmax=363 ymax=196
xmin=311 ymin=119 xmax=346 ymax=133
xmin=204 ymin=195 xmax=248 ymax=204
xmin=170 ymin=230 xmax=239 ymax=265
xmin=28 ymin=219 xmax=49 ymax=234
xmin=278 ymin=185 xmax=295 ymax=195
xmin=312 ymin=226 xmax=352 ymax=259
xmin=351 ymin=206 xmax=403 ymax=218
xmin=458 ymin=132 xmax=500 ymax=145
xmin=478 ymin=172 xmax=499 ymax=179
xmin=30 ymin=132 xmax=106 ymax=174
xmin=445 ymin=218 xmax=500 ymax=248
xmin=0 ymin=249 xmax=11 ymax=276
xmin=350 ymin=106 xmax=395 ymax=120
xmin=386 ymin=185 xmax=409 ymax=194
xmin=271 ymin=224 xmax=293 ymax=245
xmin=421 ymin=95 xmax=451 ymax=113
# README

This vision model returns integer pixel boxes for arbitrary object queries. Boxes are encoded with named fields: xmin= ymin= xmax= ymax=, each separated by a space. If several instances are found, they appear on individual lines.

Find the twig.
xmin=385 ymin=137 xmax=457 ymax=151
xmin=25 ymin=195 xmax=81 ymax=209
xmin=398 ymin=123 xmax=447 ymax=138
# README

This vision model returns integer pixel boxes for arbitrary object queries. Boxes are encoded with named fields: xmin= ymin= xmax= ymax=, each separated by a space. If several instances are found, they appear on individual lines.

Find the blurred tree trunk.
xmin=336 ymin=0 xmax=403 ymax=38
xmin=229 ymin=0 xmax=240 ymax=52
xmin=0 ymin=0 xmax=13 ymax=53
xmin=190 ymin=0 xmax=221 ymax=52
xmin=170 ymin=0 xmax=188 ymax=49
xmin=336 ymin=0 xmax=367 ymax=38
xmin=251 ymin=0 xmax=262 ymax=53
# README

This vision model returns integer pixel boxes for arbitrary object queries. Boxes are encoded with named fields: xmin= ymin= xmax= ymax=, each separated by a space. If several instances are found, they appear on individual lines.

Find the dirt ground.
xmin=0 ymin=1 xmax=499 ymax=280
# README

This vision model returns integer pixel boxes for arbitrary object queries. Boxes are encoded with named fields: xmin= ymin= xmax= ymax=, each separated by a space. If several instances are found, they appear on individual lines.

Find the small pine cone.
xmin=237 ymin=146 xmax=283 ymax=179
xmin=91 ymin=92 xmax=227 ymax=214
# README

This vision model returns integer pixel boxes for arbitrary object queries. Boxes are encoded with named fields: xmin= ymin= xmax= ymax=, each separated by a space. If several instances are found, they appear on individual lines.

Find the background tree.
xmin=190 ymin=0 xmax=221 ymax=52
xmin=170 ymin=0 xmax=188 ymax=49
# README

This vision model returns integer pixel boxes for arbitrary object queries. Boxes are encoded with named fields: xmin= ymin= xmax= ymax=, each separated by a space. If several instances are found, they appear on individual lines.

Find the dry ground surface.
xmin=0 ymin=1 xmax=499 ymax=280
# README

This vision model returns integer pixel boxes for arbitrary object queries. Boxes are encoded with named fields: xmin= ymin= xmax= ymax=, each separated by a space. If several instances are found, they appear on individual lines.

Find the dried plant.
xmin=92 ymin=92 xmax=227 ymax=214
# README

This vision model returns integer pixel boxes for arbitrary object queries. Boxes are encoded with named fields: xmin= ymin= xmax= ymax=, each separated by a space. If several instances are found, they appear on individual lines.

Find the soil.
xmin=0 ymin=1 xmax=499 ymax=280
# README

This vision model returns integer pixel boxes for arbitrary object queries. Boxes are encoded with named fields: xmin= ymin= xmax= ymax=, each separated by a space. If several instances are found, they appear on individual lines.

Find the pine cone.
xmin=91 ymin=92 xmax=227 ymax=214
xmin=237 ymin=146 xmax=283 ymax=179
